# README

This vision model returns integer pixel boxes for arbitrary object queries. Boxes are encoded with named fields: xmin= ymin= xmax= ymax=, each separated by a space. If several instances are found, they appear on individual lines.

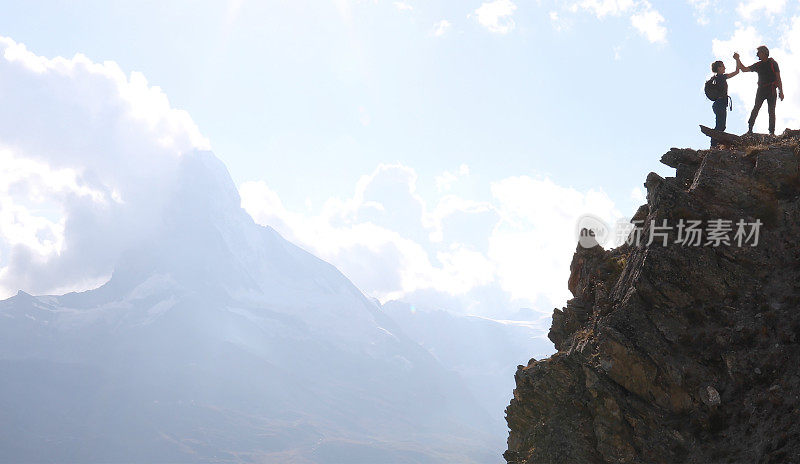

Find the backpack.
xmin=758 ymin=58 xmax=778 ymax=88
xmin=704 ymin=76 xmax=724 ymax=101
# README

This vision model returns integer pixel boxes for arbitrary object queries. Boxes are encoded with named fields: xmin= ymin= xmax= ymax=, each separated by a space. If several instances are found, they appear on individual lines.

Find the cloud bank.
xmin=1 ymin=35 xmax=626 ymax=320
xmin=0 ymin=36 xmax=209 ymax=297
xmin=241 ymin=164 xmax=622 ymax=318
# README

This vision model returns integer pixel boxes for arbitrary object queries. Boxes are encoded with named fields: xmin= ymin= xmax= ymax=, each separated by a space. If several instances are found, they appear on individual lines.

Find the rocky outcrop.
xmin=505 ymin=131 xmax=800 ymax=464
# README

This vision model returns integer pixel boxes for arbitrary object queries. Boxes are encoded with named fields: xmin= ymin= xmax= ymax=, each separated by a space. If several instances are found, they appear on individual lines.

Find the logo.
xmin=575 ymin=214 xmax=609 ymax=248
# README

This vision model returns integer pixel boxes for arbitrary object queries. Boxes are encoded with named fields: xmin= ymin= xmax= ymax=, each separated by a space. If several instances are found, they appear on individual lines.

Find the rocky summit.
xmin=505 ymin=130 xmax=800 ymax=464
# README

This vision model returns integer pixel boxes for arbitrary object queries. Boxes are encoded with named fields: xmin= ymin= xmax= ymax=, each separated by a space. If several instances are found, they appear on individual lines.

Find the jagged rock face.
xmin=505 ymin=134 xmax=800 ymax=464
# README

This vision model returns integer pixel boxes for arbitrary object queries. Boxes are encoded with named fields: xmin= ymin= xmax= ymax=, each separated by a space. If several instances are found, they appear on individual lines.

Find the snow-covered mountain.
xmin=0 ymin=151 xmax=497 ymax=463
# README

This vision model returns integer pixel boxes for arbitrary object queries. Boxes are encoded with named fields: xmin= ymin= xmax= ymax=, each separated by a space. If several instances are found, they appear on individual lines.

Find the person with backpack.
xmin=705 ymin=57 xmax=739 ymax=147
xmin=734 ymin=46 xmax=784 ymax=135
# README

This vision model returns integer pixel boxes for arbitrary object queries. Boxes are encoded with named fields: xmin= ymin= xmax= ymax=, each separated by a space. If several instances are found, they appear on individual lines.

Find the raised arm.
xmin=734 ymin=52 xmax=750 ymax=72
xmin=725 ymin=68 xmax=740 ymax=79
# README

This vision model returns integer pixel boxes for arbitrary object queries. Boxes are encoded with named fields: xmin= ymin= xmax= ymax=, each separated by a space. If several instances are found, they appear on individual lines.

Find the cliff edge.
xmin=505 ymin=131 xmax=800 ymax=464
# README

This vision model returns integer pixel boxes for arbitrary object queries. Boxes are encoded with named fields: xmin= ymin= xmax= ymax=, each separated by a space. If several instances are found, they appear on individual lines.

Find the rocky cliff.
xmin=505 ymin=131 xmax=800 ymax=464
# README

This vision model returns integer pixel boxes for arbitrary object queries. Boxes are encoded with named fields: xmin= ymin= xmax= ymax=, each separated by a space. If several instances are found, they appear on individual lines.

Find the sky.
xmin=1 ymin=0 xmax=799 ymax=319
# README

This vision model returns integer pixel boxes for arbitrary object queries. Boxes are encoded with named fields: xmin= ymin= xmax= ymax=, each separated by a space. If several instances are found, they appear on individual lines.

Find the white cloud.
xmin=577 ymin=0 xmax=636 ymax=18
xmin=435 ymin=164 xmax=469 ymax=192
xmin=0 ymin=148 xmax=107 ymax=261
xmin=630 ymin=186 xmax=646 ymax=204
xmin=571 ymin=0 xmax=668 ymax=43
xmin=394 ymin=1 xmax=413 ymax=11
xmin=0 ymin=36 xmax=209 ymax=298
xmin=241 ymin=165 xmax=622 ymax=317
xmin=549 ymin=11 xmax=570 ymax=31
xmin=433 ymin=19 xmax=452 ymax=37
xmin=488 ymin=176 xmax=620 ymax=304
xmin=711 ymin=25 xmax=764 ymax=73
xmin=737 ymin=0 xmax=787 ymax=20
xmin=686 ymin=0 xmax=714 ymax=25
xmin=240 ymin=168 xmax=489 ymax=303
xmin=630 ymin=8 xmax=667 ymax=43
xmin=473 ymin=0 xmax=517 ymax=34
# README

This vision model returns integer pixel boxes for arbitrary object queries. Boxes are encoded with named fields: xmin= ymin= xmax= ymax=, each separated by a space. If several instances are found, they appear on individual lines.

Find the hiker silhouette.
xmin=734 ymin=46 xmax=785 ymax=135
xmin=706 ymin=58 xmax=740 ymax=147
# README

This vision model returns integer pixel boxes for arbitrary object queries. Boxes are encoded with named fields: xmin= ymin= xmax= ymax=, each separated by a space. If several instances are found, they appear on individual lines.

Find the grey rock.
xmin=700 ymin=385 xmax=721 ymax=407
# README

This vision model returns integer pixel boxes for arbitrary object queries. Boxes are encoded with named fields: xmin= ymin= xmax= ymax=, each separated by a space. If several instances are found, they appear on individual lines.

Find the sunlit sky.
xmin=1 ymin=0 xmax=799 ymax=317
